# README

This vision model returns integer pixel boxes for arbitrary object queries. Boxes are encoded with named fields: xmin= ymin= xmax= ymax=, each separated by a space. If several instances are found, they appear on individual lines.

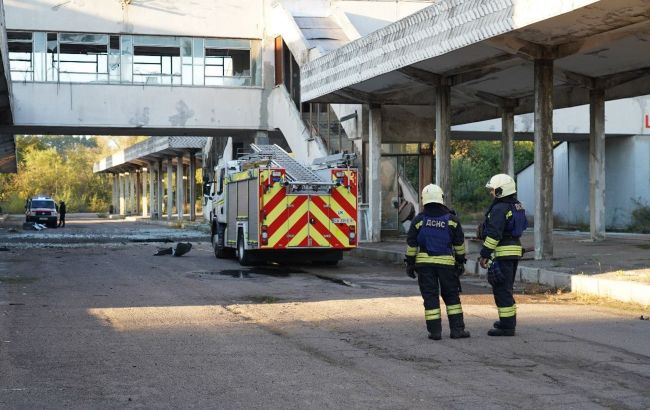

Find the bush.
xmin=630 ymin=199 xmax=650 ymax=233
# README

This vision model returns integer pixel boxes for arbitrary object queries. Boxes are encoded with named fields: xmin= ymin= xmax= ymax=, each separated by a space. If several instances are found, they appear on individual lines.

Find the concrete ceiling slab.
xmin=302 ymin=0 xmax=650 ymax=125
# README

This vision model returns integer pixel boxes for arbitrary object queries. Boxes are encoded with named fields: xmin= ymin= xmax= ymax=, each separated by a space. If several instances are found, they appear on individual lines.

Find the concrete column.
xmin=419 ymin=151 xmax=433 ymax=200
xmin=589 ymin=88 xmax=606 ymax=241
xmin=177 ymin=155 xmax=184 ymax=220
xmin=112 ymin=173 xmax=118 ymax=214
xmin=149 ymin=162 xmax=155 ymax=219
xmin=368 ymin=105 xmax=382 ymax=243
xmin=128 ymin=173 xmax=133 ymax=215
xmin=136 ymin=170 xmax=142 ymax=216
xmin=141 ymin=168 xmax=148 ymax=217
xmin=189 ymin=152 xmax=196 ymax=221
xmin=130 ymin=172 xmax=136 ymax=215
xmin=435 ymin=81 xmax=451 ymax=204
xmin=167 ymin=158 xmax=174 ymax=221
xmin=534 ymin=59 xmax=554 ymax=260
xmin=157 ymin=160 xmax=164 ymax=220
xmin=183 ymin=163 xmax=189 ymax=214
xmin=125 ymin=173 xmax=131 ymax=215
xmin=501 ymin=108 xmax=515 ymax=177
xmin=119 ymin=173 xmax=125 ymax=215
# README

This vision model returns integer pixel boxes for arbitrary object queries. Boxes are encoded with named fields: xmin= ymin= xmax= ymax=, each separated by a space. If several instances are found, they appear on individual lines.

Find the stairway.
xmin=302 ymin=103 xmax=355 ymax=155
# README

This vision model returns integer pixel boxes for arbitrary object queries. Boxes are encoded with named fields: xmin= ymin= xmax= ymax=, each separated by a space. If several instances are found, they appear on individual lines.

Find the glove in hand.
xmin=455 ymin=259 xmax=466 ymax=277
xmin=406 ymin=265 xmax=416 ymax=279
xmin=487 ymin=260 xmax=505 ymax=286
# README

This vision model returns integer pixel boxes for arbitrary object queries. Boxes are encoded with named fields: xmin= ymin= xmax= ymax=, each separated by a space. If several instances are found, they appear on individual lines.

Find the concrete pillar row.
xmin=189 ymin=152 xmax=196 ymax=221
xmin=589 ymin=88 xmax=606 ymax=241
xmin=533 ymin=59 xmax=554 ymax=260
xmin=435 ymin=81 xmax=451 ymax=205
xmin=501 ymin=108 xmax=515 ymax=177
xmin=157 ymin=160 xmax=164 ymax=220
xmin=167 ymin=158 xmax=174 ymax=221
xmin=368 ymin=105 xmax=382 ymax=243
xmin=177 ymin=154 xmax=185 ymax=221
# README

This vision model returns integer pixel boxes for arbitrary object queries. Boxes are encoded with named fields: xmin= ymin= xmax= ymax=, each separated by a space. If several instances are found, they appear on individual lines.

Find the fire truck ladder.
xmin=251 ymin=144 xmax=324 ymax=184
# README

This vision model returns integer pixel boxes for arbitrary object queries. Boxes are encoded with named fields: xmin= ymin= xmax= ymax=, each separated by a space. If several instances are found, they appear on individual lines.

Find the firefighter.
xmin=478 ymin=174 xmax=528 ymax=336
xmin=405 ymin=184 xmax=470 ymax=340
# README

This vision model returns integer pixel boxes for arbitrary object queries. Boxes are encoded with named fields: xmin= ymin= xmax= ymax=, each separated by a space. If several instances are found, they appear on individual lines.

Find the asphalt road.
xmin=1 ymin=218 xmax=649 ymax=409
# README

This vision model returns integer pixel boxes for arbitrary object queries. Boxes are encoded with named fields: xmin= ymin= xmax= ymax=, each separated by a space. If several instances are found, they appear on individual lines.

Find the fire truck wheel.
xmin=237 ymin=231 xmax=253 ymax=266
xmin=212 ymin=225 xmax=227 ymax=259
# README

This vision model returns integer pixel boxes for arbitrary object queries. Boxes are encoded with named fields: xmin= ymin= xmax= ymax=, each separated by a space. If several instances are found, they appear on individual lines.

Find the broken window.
xmin=132 ymin=36 xmax=181 ymax=85
xmin=56 ymin=33 xmax=109 ymax=82
xmin=7 ymin=31 xmax=259 ymax=87
xmin=8 ymin=31 xmax=33 ymax=81
xmin=205 ymin=39 xmax=252 ymax=86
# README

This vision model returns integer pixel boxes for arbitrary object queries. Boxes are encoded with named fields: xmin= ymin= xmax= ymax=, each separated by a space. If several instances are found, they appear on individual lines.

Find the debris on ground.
xmin=23 ymin=222 xmax=47 ymax=231
xmin=0 ymin=246 xmax=9 ymax=251
xmin=154 ymin=242 xmax=192 ymax=257
xmin=640 ymin=315 xmax=649 ymax=321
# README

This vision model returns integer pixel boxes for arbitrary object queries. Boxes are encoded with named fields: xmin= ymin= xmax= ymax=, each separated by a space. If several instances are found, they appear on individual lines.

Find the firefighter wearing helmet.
xmin=405 ymin=184 xmax=470 ymax=340
xmin=479 ymin=174 xmax=528 ymax=336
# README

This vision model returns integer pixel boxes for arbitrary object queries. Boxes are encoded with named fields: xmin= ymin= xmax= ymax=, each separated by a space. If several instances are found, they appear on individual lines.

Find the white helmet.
xmin=486 ymin=174 xmax=516 ymax=198
xmin=422 ymin=184 xmax=444 ymax=205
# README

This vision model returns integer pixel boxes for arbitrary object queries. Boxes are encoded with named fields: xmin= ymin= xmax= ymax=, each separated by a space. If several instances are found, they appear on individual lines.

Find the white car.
xmin=25 ymin=196 xmax=58 ymax=228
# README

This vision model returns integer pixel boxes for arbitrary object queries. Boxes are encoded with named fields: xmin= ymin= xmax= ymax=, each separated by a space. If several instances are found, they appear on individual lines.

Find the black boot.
xmin=427 ymin=319 xmax=442 ymax=341
xmin=448 ymin=313 xmax=470 ymax=339
xmin=450 ymin=328 xmax=471 ymax=339
xmin=487 ymin=328 xmax=515 ymax=336
xmin=493 ymin=314 xmax=516 ymax=331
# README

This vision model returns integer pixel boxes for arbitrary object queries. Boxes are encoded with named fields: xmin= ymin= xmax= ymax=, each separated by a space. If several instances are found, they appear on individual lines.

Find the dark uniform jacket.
xmin=406 ymin=203 xmax=466 ymax=267
xmin=479 ymin=195 xmax=526 ymax=260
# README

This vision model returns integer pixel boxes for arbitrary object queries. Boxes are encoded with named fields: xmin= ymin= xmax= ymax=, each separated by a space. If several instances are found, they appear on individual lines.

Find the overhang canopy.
xmin=94 ymin=137 xmax=206 ymax=174
xmin=301 ymin=0 xmax=650 ymax=125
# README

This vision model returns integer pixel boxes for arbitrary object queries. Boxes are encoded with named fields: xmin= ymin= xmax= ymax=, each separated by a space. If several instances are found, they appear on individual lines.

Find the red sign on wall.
xmin=646 ymin=114 xmax=650 ymax=129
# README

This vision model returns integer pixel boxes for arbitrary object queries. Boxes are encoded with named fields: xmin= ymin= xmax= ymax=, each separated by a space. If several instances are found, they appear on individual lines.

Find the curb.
xmin=571 ymin=275 xmax=650 ymax=306
xmin=354 ymin=245 xmax=649 ymax=307
xmin=350 ymin=246 xmax=403 ymax=264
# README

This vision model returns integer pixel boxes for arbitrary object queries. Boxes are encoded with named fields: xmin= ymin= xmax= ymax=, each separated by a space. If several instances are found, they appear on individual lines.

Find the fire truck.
xmin=204 ymin=139 xmax=358 ymax=266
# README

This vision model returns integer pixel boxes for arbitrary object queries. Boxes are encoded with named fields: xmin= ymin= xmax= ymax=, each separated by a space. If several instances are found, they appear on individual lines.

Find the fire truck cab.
xmin=205 ymin=140 xmax=358 ymax=266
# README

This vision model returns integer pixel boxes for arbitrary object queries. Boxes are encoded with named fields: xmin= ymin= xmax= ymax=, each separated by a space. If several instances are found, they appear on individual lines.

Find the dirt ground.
xmin=1 ymin=217 xmax=649 ymax=409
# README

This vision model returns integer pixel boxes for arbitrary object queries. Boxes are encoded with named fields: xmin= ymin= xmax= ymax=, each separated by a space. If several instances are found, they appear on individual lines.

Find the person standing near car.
xmin=478 ymin=174 xmax=527 ymax=336
xmin=405 ymin=184 xmax=470 ymax=340
xmin=58 ymin=200 xmax=66 ymax=228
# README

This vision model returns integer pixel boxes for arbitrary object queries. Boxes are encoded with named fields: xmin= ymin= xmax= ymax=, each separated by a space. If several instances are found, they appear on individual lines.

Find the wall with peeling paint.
xmin=5 ymin=0 xmax=263 ymax=38
xmin=11 ymin=82 xmax=265 ymax=131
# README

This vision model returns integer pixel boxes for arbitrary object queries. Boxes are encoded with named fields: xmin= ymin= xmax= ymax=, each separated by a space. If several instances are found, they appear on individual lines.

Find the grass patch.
xmin=546 ymin=293 xmax=650 ymax=314
xmin=96 ymin=213 xmax=108 ymax=218
xmin=636 ymin=244 xmax=650 ymax=250
xmin=0 ymin=276 xmax=39 ymax=284
xmin=245 ymin=295 xmax=283 ymax=304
